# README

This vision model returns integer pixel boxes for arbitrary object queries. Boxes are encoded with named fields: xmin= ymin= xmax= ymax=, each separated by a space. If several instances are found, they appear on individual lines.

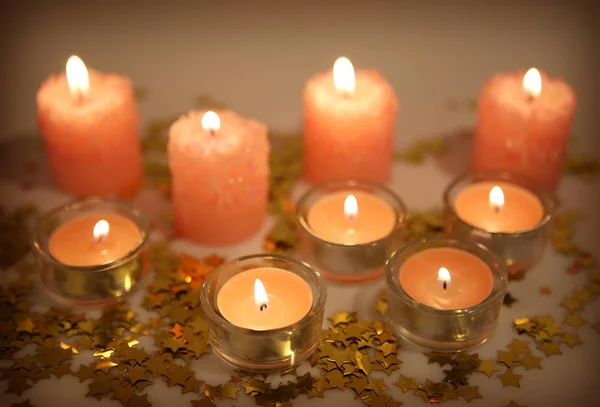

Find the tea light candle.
xmin=471 ymin=68 xmax=577 ymax=190
xmin=37 ymin=55 xmax=142 ymax=198
xmin=303 ymin=57 xmax=398 ymax=184
xmin=307 ymin=191 xmax=396 ymax=245
xmin=168 ymin=110 xmax=270 ymax=245
xmin=296 ymin=180 xmax=405 ymax=283
xmin=453 ymin=181 xmax=544 ymax=233
xmin=49 ymin=213 xmax=141 ymax=267
xmin=202 ymin=255 xmax=325 ymax=373
xmin=444 ymin=171 xmax=553 ymax=277
xmin=217 ymin=267 xmax=313 ymax=330
xmin=33 ymin=199 xmax=149 ymax=306
xmin=386 ymin=238 xmax=507 ymax=351
xmin=399 ymin=247 xmax=494 ymax=309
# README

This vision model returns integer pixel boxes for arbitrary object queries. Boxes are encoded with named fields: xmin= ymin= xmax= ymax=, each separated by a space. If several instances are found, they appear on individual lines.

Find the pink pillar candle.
xmin=399 ymin=247 xmax=494 ymax=309
xmin=37 ymin=56 xmax=142 ymax=199
xmin=49 ymin=213 xmax=141 ymax=267
xmin=168 ymin=110 xmax=270 ymax=245
xmin=471 ymin=68 xmax=576 ymax=190
xmin=217 ymin=267 xmax=313 ymax=330
xmin=303 ymin=57 xmax=398 ymax=184
xmin=453 ymin=181 xmax=544 ymax=233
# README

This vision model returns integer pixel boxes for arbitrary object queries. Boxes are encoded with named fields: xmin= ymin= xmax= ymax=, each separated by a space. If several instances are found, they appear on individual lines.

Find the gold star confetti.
xmin=457 ymin=385 xmax=482 ymax=403
xmin=498 ymin=368 xmax=522 ymax=387
xmin=537 ymin=341 xmax=562 ymax=357
xmin=507 ymin=338 xmax=531 ymax=355
xmin=561 ymin=297 xmax=582 ymax=312
xmin=497 ymin=350 xmax=520 ymax=368
xmin=329 ymin=312 xmax=357 ymax=326
xmin=520 ymin=353 xmax=543 ymax=370
xmin=564 ymin=313 xmax=586 ymax=328
xmin=560 ymin=332 xmax=583 ymax=348
xmin=220 ymin=382 xmax=241 ymax=400
xmin=477 ymin=358 xmax=500 ymax=377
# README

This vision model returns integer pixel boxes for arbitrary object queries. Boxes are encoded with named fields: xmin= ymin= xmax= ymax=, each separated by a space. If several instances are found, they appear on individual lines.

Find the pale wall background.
xmin=1 ymin=0 xmax=599 ymax=153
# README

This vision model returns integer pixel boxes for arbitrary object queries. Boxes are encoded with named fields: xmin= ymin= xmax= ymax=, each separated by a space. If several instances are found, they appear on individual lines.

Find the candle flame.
xmin=333 ymin=56 xmax=356 ymax=95
xmin=201 ymin=111 xmax=221 ymax=133
xmin=489 ymin=186 xmax=504 ymax=213
xmin=523 ymin=68 xmax=542 ymax=98
xmin=93 ymin=220 xmax=109 ymax=242
xmin=254 ymin=278 xmax=269 ymax=312
xmin=344 ymin=194 xmax=358 ymax=221
xmin=66 ymin=55 xmax=89 ymax=98
xmin=437 ymin=267 xmax=451 ymax=290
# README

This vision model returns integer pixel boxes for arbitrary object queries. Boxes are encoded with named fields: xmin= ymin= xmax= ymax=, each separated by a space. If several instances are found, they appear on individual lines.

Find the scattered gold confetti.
xmin=498 ymin=368 xmax=522 ymax=387
xmin=476 ymin=358 xmax=499 ymax=377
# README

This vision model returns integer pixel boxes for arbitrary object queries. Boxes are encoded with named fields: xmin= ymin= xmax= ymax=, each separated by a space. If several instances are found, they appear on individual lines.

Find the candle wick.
xmin=259 ymin=303 xmax=267 ymax=312
xmin=493 ymin=205 xmax=500 ymax=214
xmin=209 ymin=129 xmax=216 ymax=136
xmin=443 ymin=281 xmax=447 ymax=290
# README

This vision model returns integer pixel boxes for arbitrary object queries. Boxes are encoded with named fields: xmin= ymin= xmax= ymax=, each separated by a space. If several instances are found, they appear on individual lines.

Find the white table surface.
xmin=1 ymin=1 xmax=599 ymax=406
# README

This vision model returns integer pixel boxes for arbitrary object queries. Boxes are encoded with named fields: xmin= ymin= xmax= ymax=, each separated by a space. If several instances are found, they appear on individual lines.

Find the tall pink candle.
xmin=37 ymin=56 xmax=141 ymax=199
xmin=303 ymin=57 xmax=398 ymax=184
xmin=471 ymin=68 xmax=576 ymax=191
xmin=168 ymin=110 xmax=270 ymax=245
xmin=400 ymin=248 xmax=494 ymax=309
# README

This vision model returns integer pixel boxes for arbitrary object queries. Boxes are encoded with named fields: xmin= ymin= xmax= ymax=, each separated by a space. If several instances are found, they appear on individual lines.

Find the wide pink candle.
xmin=471 ymin=68 xmax=576 ymax=190
xmin=49 ymin=213 xmax=141 ymax=267
xmin=217 ymin=267 xmax=313 ymax=330
xmin=37 ymin=56 xmax=141 ymax=199
xmin=303 ymin=57 xmax=398 ymax=184
xmin=307 ymin=190 xmax=396 ymax=244
xmin=168 ymin=110 xmax=270 ymax=245
xmin=453 ymin=181 xmax=544 ymax=233
xmin=400 ymin=248 xmax=494 ymax=309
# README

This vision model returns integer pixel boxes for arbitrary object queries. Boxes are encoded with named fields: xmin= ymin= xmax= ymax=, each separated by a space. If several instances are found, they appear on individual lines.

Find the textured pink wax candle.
xmin=37 ymin=56 xmax=141 ymax=198
xmin=471 ymin=69 xmax=576 ymax=191
xmin=303 ymin=57 xmax=398 ymax=184
xmin=168 ymin=110 xmax=270 ymax=245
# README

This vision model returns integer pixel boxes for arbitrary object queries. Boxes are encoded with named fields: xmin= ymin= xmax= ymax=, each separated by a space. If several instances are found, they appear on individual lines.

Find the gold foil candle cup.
xmin=32 ymin=198 xmax=149 ymax=307
xmin=443 ymin=170 xmax=555 ymax=277
xmin=201 ymin=254 xmax=326 ymax=373
xmin=295 ymin=179 xmax=406 ymax=283
xmin=385 ymin=237 xmax=507 ymax=351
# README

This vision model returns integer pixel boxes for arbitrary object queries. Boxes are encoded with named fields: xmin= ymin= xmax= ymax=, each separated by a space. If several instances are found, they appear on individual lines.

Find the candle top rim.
xmin=448 ymin=180 xmax=550 ymax=235
xmin=168 ymin=109 xmax=269 ymax=158
xmin=37 ymin=68 xmax=135 ymax=114
xmin=387 ymin=239 xmax=507 ymax=313
xmin=302 ymin=189 xmax=403 ymax=246
xmin=483 ymin=69 xmax=576 ymax=114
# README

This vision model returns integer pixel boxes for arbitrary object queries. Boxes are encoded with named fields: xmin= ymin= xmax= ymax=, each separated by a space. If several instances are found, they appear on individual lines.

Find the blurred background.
xmin=1 ymin=0 xmax=599 ymax=152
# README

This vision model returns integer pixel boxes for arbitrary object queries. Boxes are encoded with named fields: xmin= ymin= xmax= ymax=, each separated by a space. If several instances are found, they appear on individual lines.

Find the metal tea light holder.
xmin=32 ymin=198 xmax=150 ymax=307
xmin=385 ymin=237 xmax=508 ymax=352
xmin=443 ymin=170 xmax=555 ymax=277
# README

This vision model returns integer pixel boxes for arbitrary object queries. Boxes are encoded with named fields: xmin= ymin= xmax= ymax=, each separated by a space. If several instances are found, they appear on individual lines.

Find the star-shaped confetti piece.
xmin=220 ymin=382 xmax=241 ymax=400
xmin=457 ymin=385 xmax=482 ymax=403
xmin=477 ymin=358 xmax=500 ymax=377
xmin=127 ymin=393 xmax=152 ymax=407
xmin=329 ymin=312 xmax=356 ymax=326
xmin=507 ymin=338 xmax=531 ymax=354
xmin=537 ymin=341 xmax=562 ymax=357
xmin=561 ymin=297 xmax=582 ymax=312
xmin=564 ymin=313 xmax=586 ymax=328
xmin=498 ymin=369 xmax=522 ymax=387
xmin=561 ymin=331 xmax=583 ymax=348
xmin=520 ymin=353 xmax=543 ymax=370
xmin=497 ymin=350 xmax=520 ymax=367
xmin=16 ymin=318 xmax=34 ymax=333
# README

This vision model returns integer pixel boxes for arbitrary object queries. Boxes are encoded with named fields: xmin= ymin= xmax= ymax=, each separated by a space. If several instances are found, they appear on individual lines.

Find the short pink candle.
xmin=400 ymin=247 xmax=494 ymax=309
xmin=217 ymin=267 xmax=313 ymax=330
xmin=471 ymin=68 xmax=577 ymax=191
xmin=37 ymin=56 xmax=142 ymax=199
xmin=307 ymin=190 xmax=396 ymax=244
xmin=453 ymin=181 xmax=544 ymax=233
xmin=49 ymin=213 xmax=141 ymax=267
xmin=303 ymin=57 xmax=398 ymax=184
xmin=168 ymin=110 xmax=270 ymax=245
